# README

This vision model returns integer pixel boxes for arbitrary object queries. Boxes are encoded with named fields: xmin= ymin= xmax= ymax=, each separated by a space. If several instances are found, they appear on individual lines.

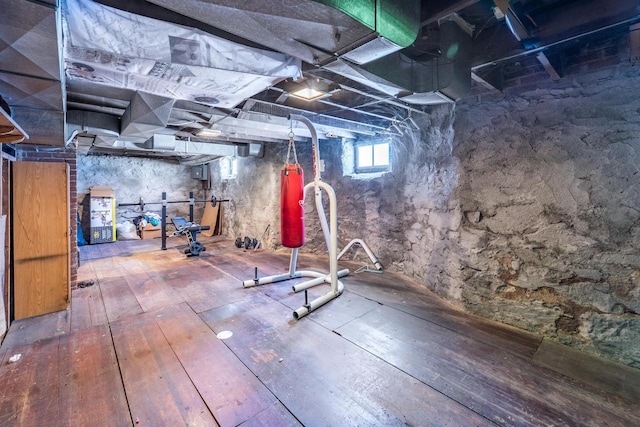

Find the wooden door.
xmin=12 ymin=161 xmax=69 ymax=319
xmin=1 ymin=157 xmax=6 ymax=336
xmin=2 ymin=157 xmax=12 ymax=332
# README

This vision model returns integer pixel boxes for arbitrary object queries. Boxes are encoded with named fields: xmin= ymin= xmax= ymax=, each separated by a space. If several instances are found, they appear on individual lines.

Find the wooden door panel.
xmin=13 ymin=161 xmax=69 ymax=319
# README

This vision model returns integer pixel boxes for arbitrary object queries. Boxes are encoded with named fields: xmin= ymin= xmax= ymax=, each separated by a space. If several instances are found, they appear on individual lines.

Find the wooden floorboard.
xmin=206 ymin=301 xmax=495 ymax=426
xmin=70 ymin=284 xmax=108 ymax=332
xmin=110 ymin=311 xmax=218 ymax=426
xmin=343 ymin=269 xmax=543 ymax=359
xmin=123 ymin=271 xmax=184 ymax=313
xmin=255 ymin=251 xmax=542 ymax=359
xmin=300 ymin=290 xmax=381 ymax=331
xmin=0 ymin=309 xmax=69 ymax=350
xmin=335 ymin=305 xmax=640 ymax=426
xmin=99 ymin=277 xmax=143 ymax=323
xmin=201 ymin=251 xmax=283 ymax=283
xmin=1 ymin=237 xmax=638 ymax=426
xmin=237 ymin=401 xmax=302 ymax=427
xmin=152 ymin=256 xmax=248 ymax=314
xmin=198 ymin=290 xmax=275 ymax=326
xmin=0 ymin=336 xmax=61 ymax=426
xmin=58 ymin=325 xmax=130 ymax=426
xmin=533 ymin=338 xmax=640 ymax=403
xmin=154 ymin=303 xmax=292 ymax=426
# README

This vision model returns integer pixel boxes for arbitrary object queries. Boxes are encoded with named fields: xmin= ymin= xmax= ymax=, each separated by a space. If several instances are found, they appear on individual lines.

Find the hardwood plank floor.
xmin=0 ymin=336 xmax=62 ymax=426
xmin=154 ymin=303 xmax=290 ymax=426
xmin=335 ymin=305 xmax=638 ymax=426
xmin=1 ymin=236 xmax=638 ymax=426
xmin=58 ymin=325 xmax=130 ymax=427
xmin=70 ymin=284 xmax=108 ymax=332
xmin=111 ymin=311 xmax=217 ymax=426
xmin=206 ymin=300 xmax=494 ymax=426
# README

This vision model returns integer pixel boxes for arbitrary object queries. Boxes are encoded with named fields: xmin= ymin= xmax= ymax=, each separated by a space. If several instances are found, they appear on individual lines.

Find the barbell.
xmin=118 ymin=191 xmax=230 ymax=251
xmin=119 ymin=194 xmax=229 ymax=211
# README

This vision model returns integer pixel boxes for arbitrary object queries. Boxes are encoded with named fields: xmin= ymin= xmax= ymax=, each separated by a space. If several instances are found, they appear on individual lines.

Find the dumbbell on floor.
xmin=235 ymin=236 xmax=258 ymax=249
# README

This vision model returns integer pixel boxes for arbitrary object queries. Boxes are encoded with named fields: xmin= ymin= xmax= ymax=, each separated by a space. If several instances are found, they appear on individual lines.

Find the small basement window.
xmin=355 ymin=141 xmax=390 ymax=173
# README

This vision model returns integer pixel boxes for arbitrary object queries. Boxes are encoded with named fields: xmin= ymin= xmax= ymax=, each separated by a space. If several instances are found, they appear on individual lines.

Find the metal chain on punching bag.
xmin=281 ymin=125 xmax=305 ymax=248
xmin=285 ymin=129 xmax=299 ymax=166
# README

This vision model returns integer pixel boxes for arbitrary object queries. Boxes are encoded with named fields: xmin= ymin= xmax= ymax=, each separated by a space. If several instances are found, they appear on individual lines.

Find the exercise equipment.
xmin=171 ymin=217 xmax=210 ymax=256
xmin=234 ymin=236 xmax=258 ymax=250
xmin=234 ymin=225 xmax=270 ymax=250
xmin=337 ymin=239 xmax=383 ymax=271
xmin=243 ymin=115 xmax=348 ymax=319
xmin=119 ymin=191 xmax=229 ymax=250
xmin=281 ymin=164 xmax=305 ymax=247
xmin=253 ymin=224 xmax=271 ymax=251
xmin=119 ymin=194 xmax=228 ymax=212
xmin=281 ymin=133 xmax=305 ymax=248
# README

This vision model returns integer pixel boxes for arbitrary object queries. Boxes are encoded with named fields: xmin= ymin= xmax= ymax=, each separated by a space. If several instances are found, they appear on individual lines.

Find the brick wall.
xmin=16 ymin=145 xmax=78 ymax=288
xmin=471 ymin=27 xmax=631 ymax=96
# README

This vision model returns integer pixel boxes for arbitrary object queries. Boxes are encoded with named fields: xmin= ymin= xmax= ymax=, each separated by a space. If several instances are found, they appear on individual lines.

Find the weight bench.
xmin=171 ymin=216 xmax=210 ymax=257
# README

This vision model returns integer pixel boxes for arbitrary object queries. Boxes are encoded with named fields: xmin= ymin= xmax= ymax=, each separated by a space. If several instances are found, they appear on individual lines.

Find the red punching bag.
xmin=281 ymin=164 xmax=305 ymax=248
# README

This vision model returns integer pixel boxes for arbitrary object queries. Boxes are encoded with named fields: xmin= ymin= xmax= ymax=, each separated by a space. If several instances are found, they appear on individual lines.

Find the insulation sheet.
xmin=62 ymin=0 xmax=301 ymax=107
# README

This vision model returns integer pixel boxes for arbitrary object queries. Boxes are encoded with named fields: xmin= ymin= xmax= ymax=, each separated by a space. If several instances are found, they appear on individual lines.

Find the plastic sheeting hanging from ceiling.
xmin=61 ymin=0 xmax=302 ymax=108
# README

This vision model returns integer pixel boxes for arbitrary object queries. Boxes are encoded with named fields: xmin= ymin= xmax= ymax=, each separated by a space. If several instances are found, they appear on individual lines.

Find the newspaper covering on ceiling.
xmin=62 ymin=0 xmax=302 ymax=107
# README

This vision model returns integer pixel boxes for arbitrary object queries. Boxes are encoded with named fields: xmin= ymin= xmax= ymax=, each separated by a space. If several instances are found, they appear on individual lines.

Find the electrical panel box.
xmin=191 ymin=164 xmax=209 ymax=180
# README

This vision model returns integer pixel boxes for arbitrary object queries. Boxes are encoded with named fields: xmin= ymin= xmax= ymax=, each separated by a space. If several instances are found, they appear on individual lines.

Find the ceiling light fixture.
xmin=198 ymin=128 xmax=223 ymax=138
xmin=290 ymin=87 xmax=330 ymax=101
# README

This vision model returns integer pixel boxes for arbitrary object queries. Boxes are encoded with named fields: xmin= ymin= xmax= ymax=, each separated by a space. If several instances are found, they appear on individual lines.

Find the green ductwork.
xmin=359 ymin=18 xmax=472 ymax=99
xmin=312 ymin=0 xmax=420 ymax=47
xmin=324 ymin=17 xmax=473 ymax=102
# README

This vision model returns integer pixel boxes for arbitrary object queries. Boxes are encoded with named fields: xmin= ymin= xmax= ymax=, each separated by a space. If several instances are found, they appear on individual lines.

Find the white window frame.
xmin=355 ymin=141 xmax=391 ymax=173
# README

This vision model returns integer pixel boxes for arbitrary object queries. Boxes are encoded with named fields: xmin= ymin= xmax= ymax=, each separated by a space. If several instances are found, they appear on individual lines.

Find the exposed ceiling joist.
xmin=473 ymin=0 xmax=640 ymax=70
xmin=471 ymin=72 xmax=501 ymax=93
xmin=536 ymin=52 xmax=561 ymax=81
xmin=2 ymin=0 xmax=638 ymax=160
xmin=420 ymin=0 xmax=481 ymax=27
xmin=630 ymin=22 xmax=640 ymax=62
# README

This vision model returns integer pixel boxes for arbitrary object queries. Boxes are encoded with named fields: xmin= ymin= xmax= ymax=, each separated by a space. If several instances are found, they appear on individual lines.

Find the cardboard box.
xmin=141 ymin=223 xmax=162 ymax=240
xmin=89 ymin=186 xmax=116 ymax=244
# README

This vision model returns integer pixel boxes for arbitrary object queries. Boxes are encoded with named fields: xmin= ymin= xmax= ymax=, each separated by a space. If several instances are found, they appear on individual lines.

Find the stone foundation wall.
xmin=209 ymin=104 xmax=457 ymax=268
xmin=453 ymin=65 xmax=640 ymax=368
xmin=209 ymin=66 xmax=639 ymax=368
xmin=62 ymin=13 xmax=637 ymax=368
xmin=77 ymin=155 xmax=206 ymax=238
xmin=209 ymin=149 xmax=285 ymax=246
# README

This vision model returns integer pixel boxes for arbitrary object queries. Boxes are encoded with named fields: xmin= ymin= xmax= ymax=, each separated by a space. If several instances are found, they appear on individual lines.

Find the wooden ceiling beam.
xmin=535 ymin=52 xmax=561 ymax=81
xmin=420 ymin=0 xmax=481 ymax=27
xmin=630 ymin=22 xmax=640 ymax=63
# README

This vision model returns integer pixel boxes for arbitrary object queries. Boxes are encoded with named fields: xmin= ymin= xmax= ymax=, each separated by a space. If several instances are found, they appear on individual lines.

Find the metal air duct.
xmin=313 ymin=0 xmax=420 ymax=64
xmin=327 ymin=16 xmax=473 ymax=103
xmin=108 ymin=134 xmax=263 ymax=158
xmin=120 ymin=91 xmax=175 ymax=139
xmin=138 ymin=134 xmax=176 ymax=151
xmin=144 ymin=0 xmax=471 ymax=104
xmin=66 ymin=110 xmax=120 ymax=145
xmin=144 ymin=0 xmax=420 ymax=65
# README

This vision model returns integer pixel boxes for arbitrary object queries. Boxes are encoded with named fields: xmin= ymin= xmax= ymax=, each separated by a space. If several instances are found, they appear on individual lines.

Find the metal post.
xmin=189 ymin=191 xmax=194 ymax=223
xmin=161 ymin=192 xmax=167 ymax=250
